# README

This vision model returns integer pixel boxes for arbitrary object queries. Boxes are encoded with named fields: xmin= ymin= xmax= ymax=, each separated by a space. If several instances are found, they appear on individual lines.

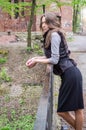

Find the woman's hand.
xmin=26 ymin=56 xmax=50 ymax=68
xmin=46 ymin=64 xmax=52 ymax=73
xmin=26 ymin=58 xmax=37 ymax=68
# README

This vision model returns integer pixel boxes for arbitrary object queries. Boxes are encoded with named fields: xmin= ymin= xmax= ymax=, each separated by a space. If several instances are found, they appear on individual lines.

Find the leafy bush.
xmin=0 ymin=57 xmax=7 ymax=64
xmin=26 ymin=47 xmax=33 ymax=52
xmin=0 ymin=68 xmax=12 ymax=82
xmin=0 ymin=114 xmax=35 ymax=130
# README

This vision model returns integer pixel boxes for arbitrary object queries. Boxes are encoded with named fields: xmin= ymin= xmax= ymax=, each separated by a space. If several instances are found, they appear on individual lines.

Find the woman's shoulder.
xmin=51 ymin=31 xmax=61 ymax=37
xmin=51 ymin=31 xmax=61 ymax=41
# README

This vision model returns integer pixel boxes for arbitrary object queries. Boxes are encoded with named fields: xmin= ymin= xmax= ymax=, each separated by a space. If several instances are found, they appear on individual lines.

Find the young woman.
xmin=26 ymin=12 xmax=84 ymax=130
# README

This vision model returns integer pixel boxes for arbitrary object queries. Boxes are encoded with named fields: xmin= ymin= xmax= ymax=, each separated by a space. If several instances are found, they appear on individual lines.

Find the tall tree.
xmin=72 ymin=0 xmax=82 ymax=33
xmin=27 ymin=0 xmax=36 ymax=47
xmin=0 ymin=0 xmax=86 ymax=46
xmin=71 ymin=0 xmax=86 ymax=32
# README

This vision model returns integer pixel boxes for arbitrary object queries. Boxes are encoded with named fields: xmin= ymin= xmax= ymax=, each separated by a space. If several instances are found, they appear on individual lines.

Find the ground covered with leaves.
xmin=0 ymin=41 xmax=46 ymax=130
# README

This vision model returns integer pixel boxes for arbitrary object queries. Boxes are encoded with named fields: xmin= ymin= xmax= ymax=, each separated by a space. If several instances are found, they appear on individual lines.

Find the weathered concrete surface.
xmin=53 ymin=34 xmax=86 ymax=130
xmin=68 ymin=35 xmax=86 ymax=90
xmin=68 ymin=35 xmax=86 ymax=129
xmin=68 ymin=35 xmax=86 ymax=52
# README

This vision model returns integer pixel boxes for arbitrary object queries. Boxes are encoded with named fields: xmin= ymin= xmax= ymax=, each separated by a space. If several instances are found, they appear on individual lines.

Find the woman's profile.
xmin=26 ymin=12 xmax=84 ymax=130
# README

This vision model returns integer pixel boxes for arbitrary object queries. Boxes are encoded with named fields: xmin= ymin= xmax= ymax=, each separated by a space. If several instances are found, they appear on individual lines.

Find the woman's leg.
xmin=57 ymin=109 xmax=84 ymax=130
xmin=57 ymin=112 xmax=76 ymax=129
xmin=75 ymin=109 xmax=84 ymax=130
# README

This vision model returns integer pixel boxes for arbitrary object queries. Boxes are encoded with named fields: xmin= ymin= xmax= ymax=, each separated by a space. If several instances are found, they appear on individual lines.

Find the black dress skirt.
xmin=57 ymin=66 xmax=84 ymax=112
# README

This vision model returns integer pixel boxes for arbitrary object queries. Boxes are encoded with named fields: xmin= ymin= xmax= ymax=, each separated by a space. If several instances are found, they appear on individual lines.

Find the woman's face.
xmin=41 ymin=16 xmax=49 ymax=33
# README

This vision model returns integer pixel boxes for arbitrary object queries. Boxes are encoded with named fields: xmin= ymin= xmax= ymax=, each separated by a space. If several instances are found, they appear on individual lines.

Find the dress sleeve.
xmin=49 ymin=32 xmax=61 ymax=64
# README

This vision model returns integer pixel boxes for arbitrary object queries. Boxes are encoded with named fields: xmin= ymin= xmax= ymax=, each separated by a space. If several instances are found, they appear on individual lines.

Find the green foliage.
xmin=36 ymin=50 xmax=43 ymax=55
xmin=0 ymin=49 xmax=9 ymax=55
xmin=0 ymin=114 xmax=35 ymax=130
xmin=37 ymin=0 xmax=83 ymax=9
xmin=19 ymin=98 xmax=25 ymax=105
xmin=0 ymin=49 xmax=8 ymax=64
xmin=72 ymin=0 xmax=86 ymax=7
xmin=0 ymin=0 xmax=32 ymax=16
xmin=33 ymin=43 xmax=43 ymax=55
xmin=34 ymin=43 xmax=40 ymax=50
xmin=1 ymin=0 xmax=86 ymax=44
xmin=5 ymin=95 xmax=10 ymax=102
xmin=26 ymin=47 xmax=33 ymax=52
xmin=0 ymin=68 xmax=12 ymax=82
xmin=72 ymin=0 xmax=84 ymax=32
xmin=0 ymin=58 xmax=7 ymax=64
xmin=1 ymin=126 xmax=10 ymax=129
xmin=26 ymin=44 xmax=43 ymax=55
xmin=0 ymin=0 xmax=75 ymax=16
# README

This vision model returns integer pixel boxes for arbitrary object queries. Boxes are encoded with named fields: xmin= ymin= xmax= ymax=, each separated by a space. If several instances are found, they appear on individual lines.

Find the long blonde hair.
xmin=40 ymin=12 xmax=65 ymax=48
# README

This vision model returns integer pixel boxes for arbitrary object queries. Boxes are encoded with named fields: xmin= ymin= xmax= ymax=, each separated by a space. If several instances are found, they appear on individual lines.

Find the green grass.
xmin=0 ymin=67 xmax=12 ymax=82
xmin=0 ymin=114 xmax=35 ymax=130
xmin=0 ymin=57 xmax=7 ymax=64
xmin=26 ymin=47 xmax=33 ymax=53
xmin=26 ymin=43 xmax=43 ymax=55
xmin=33 ymin=43 xmax=43 ymax=55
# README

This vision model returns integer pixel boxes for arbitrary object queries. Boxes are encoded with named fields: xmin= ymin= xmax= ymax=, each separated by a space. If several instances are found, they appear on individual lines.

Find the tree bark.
xmin=73 ymin=4 xmax=79 ymax=33
xmin=27 ymin=0 xmax=36 ymax=47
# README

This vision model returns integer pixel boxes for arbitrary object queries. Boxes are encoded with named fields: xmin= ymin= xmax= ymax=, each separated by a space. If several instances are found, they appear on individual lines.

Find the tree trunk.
xmin=73 ymin=4 xmax=79 ymax=33
xmin=27 ymin=0 xmax=36 ymax=47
